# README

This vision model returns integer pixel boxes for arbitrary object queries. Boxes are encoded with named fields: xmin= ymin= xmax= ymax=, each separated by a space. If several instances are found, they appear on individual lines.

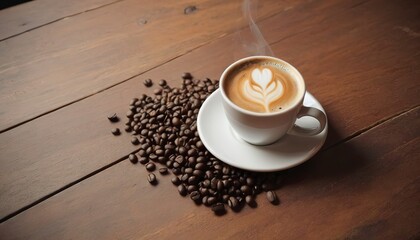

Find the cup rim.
xmin=219 ymin=55 xmax=306 ymax=117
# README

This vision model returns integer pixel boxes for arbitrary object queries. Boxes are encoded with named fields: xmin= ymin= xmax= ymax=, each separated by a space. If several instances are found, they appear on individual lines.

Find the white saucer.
xmin=197 ymin=89 xmax=328 ymax=172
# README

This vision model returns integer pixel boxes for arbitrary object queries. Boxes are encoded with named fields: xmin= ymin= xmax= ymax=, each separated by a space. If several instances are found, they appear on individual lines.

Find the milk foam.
xmin=243 ymin=68 xmax=284 ymax=112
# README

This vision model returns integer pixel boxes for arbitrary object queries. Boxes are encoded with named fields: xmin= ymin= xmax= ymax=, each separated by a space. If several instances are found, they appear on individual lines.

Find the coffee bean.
xmin=228 ymin=196 xmax=238 ymax=209
xmin=188 ymin=176 xmax=197 ymax=184
xmin=211 ymin=203 xmax=225 ymax=214
xmin=111 ymin=128 xmax=120 ymax=136
xmin=159 ymin=79 xmax=167 ymax=86
xmin=131 ymin=137 xmax=140 ymax=145
xmin=154 ymin=88 xmax=162 ymax=95
xmin=266 ymin=191 xmax=278 ymax=204
xmin=107 ymin=113 xmax=119 ymax=122
xmin=124 ymin=125 xmax=132 ymax=132
xmin=178 ymin=184 xmax=187 ymax=196
xmin=187 ymin=148 xmax=197 ymax=156
xmin=207 ymin=196 xmax=216 ymax=205
xmin=240 ymin=185 xmax=251 ymax=195
xmin=128 ymin=154 xmax=137 ymax=164
xmin=245 ymin=195 xmax=256 ymax=206
xmin=195 ymin=162 xmax=205 ymax=170
xmin=171 ymin=176 xmax=181 ymax=186
xmin=192 ymin=170 xmax=203 ymax=177
xmin=202 ymin=196 xmax=209 ymax=205
xmin=172 ymin=117 xmax=181 ymax=126
xmin=139 ymin=157 xmax=148 ymax=164
xmin=175 ymin=155 xmax=185 ymax=165
xmin=144 ymin=78 xmax=153 ymax=87
xmin=182 ymin=72 xmax=193 ymax=80
xmin=158 ymin=168 xmax=168 ymax=175
xmin=187 ymin=185 xmax=197 ymax=193
xmin=145 ymin=162 xmax=156 ymax=171
xmin=190 ymin=191 xmax=201 ymax=201
xmin=147 ymin=173 xmax=157 ymax=184
xmin=217 ymin=181 xmax=224 ymax=191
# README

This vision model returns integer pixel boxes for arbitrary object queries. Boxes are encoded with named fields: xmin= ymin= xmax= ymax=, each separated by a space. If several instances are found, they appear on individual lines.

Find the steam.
xmin=236 ymin=0 xmax=274 ymax=57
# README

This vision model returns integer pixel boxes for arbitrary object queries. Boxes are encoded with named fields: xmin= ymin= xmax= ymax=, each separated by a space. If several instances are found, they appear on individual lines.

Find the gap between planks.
xmin=1 ymin=104 xmax=418 ymax=224
xmin=0 ymin=0 xmax=126 ymax=42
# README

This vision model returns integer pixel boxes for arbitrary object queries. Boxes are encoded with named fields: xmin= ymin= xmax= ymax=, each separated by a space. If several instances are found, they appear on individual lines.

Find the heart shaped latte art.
xmin=243 ymin=68 xmax=284 ymax=112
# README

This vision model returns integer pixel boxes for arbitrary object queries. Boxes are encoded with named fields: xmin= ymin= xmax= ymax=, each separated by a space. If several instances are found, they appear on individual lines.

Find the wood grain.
xmin=1 ymin=0 xmax=419 ymax=219
xmin=0 ymin=107 xmax=418 ymax=239
xmin=0 ymin=0 xmax=120 ymax=40
xmin=0 ymin=0 xmax=298 ymax=132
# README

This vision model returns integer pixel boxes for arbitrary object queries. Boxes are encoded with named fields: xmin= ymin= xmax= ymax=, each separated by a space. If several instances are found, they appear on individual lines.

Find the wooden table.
xmin=0 ymin=0 xmax=419 ymax=239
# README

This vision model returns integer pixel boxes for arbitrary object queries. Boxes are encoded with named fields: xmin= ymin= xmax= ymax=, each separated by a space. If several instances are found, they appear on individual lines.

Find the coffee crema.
xmin=223 ymin=59 xmax=299 ymax=113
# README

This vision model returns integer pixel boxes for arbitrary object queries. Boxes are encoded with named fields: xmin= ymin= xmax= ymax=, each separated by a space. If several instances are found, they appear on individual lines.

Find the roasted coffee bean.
xmin=172 ymin=117 xmax=181 ymax=126
xmin=202 ymin=179 xmax=210 ymax=188
xmin=155 ymin=149 xmax=164 ymax=156
xmin=181 ymin=174 xmax=189 ymax=182
xmin=245 ymin=195 xmax=256 ymax=206
xmin=154 ymin=88 xmax=162 ymax=95
xmin=217 ymin=181 xmax=224 ymax=191
xmin=178 ymin=184 xmax=187 ymax=196
xmin=187 ymin=148 xmax=197 ymax=156
xmin=196 ymin=141 xmax=204 ymax=149
xmin=108 ymin=113 xmax=119 ymax=122
xmin=128 ymin=154 xmax=137 ymax=164
xmin=240 ymin=185 xmax=251 ymax=195
xmin=144 ymin=78 xmax=153 ymax=87
xmin=188 ymin=176 xmax=197 ymax=184
xmin=124 ymin=125 xmax=132 ymax=132
xmin=207 ymin=196 xmax=216 ymax=205
xmin=111 ymin=128 xmax=120 ymax=136
xmin=145 ymin=162 xmax=156 ymax=171
xmin=178 ymin=146 xmax=187 ymax=155
xmin=211 ymin=203 xmax=225 ymax=214
xmin=190 ymin=191 xmax=201 ymax=201
xmin=228 ymin=196 xmax=238 ymax=209
xmin=192 ymin=170 xmax=203 ymax=177
xmin=187 ymin=185 xmax=197 ymax=193
xmin=147 ymin=173 xmax=157 ymax=184
xmin=158 ymin=168 xmax=168 ymax=175
xmin=149 ymin=153 xmax=157 ymax=161
xmin=175 ymin=155 xmax=185 ymax=165
xmin=131 ymin=137 xmax=140 ymax=145
xmin=182 ymin=72 xmax=193 ymax=80
xmin=139 ymin=157 xmax=148 ymax=164
xmin=195 ymin=162 xmax=205 ymax=170
xmin=202 ymin=196 xmax=209 ymax=205
xmin=266 ymin=191 xmax=278 ymax=204
xmin=246 ymin=177 xmax=255 ymax=186
xmin=159 ymin=79 xmax=167 ymax=86
xmin=171 ymin=176 xmax=181 ymax=185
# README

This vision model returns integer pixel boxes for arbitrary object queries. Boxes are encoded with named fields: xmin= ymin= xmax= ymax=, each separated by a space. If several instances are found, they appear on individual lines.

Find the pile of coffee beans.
xmin=111 ymin=73 xmax=283 ymax=215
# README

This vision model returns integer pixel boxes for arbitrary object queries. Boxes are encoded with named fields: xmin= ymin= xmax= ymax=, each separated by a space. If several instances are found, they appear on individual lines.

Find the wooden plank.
xmin=0 ymin=0 xmax=296 ymax=132
xmin=0 ymin=107 xmax=418 ymax=239
xmin=0 ymin=0 xmax=121 ymax=41
xmin=1 ymin=0 xmax=419 ymax=219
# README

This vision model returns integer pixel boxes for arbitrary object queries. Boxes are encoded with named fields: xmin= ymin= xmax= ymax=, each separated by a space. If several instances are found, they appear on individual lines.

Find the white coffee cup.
xmin=219 ymin=56 xmax=327 ymax=145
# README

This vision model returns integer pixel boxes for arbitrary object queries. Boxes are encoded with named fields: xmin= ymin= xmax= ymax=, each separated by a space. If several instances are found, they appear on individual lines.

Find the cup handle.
xmin=288 ymin=106 xmax=327 ymax=136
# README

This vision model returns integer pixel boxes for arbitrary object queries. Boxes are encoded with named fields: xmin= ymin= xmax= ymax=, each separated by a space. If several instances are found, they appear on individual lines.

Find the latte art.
xmin=223 ymin=59 xmax=300 ymax=113
xmin=243 ymin=68 xmax=284 ymax=112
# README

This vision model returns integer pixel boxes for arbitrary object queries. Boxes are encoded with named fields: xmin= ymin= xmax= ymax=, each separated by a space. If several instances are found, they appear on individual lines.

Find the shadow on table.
xmin=281 ymin=120 xmax=369 ymax=188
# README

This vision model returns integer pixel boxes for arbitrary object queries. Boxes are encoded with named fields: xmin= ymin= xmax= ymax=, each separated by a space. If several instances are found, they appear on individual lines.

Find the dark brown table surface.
xmin=0 ymin=0 xmax=419 ymax=239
